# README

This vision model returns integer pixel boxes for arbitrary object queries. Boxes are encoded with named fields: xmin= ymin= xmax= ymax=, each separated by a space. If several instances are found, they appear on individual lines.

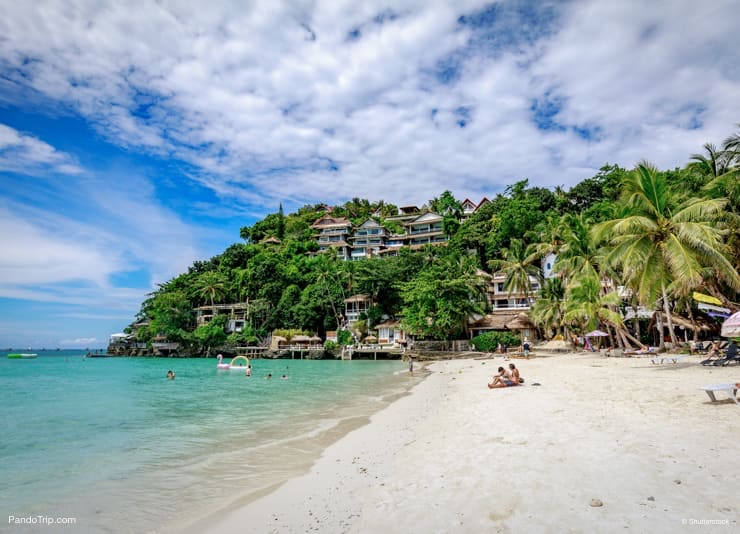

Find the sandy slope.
xmin=193 ymin=353 xmax=739 ymax=533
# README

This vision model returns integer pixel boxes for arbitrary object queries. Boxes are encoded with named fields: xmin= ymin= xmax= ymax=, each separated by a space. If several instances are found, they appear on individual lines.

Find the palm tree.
xmin=555 ymin=212 xmax=605 ymax=285
xmin=595 ymin=161 xmax=740 ymax=348
xmin=689 ymin=143 xmax=733 ymax=179
xmin=194 ymin=271 xmax=227 ymax=318
xmin=488 ymin=238 xmax=541 ymax=304
xmin=722 ymin=124 xmax=740 ymax=161
xmin=563 ymin=275 xmax=623 ymax=334
xmin=530 ymin=277 xmax=565 ymax=338
xmin=313 ymin=255 xmax=344 ymax=328
xmin=530 ymin=212 xmax=565 ymax=259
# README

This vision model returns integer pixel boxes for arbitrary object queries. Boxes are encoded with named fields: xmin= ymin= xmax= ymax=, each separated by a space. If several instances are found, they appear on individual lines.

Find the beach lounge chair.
xmin=650 ymin=355 xmax=686 ymax=365
xmin=712 ymin=353 xmax=740 ymax=366
xmin=710 ymin=343 xmax=739 ymax=366
xmin=699 ymin=384 xmax=739 ymax=404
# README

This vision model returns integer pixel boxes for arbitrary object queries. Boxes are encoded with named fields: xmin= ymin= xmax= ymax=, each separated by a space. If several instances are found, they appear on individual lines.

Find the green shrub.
xmin=337 ymin=329 xmax=352 ymax=346
xmin=470 ymin=331 xmax=521 ymax=352
xmin=273 ymin=328 xmax=308 ymax=341
xmin=324 ymin=340 xmax=338 ymax=351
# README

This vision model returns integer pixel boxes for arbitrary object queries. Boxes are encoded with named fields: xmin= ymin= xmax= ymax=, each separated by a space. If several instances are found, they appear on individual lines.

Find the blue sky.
xmin=1 ymin=0 xmax=738 ymax=348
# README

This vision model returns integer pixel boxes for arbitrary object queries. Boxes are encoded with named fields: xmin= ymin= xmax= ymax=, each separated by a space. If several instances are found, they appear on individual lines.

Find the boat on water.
xmin=7 ymin=353 xmax=38 ymax=359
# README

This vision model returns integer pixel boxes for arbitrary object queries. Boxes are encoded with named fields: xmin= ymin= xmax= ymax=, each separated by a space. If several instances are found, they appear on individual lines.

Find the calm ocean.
xmin=0 ymin=351 xmax=411 ymax=533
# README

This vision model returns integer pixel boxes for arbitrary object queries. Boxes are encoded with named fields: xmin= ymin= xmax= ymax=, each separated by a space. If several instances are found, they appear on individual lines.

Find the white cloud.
xmin=0 ymin=207 xmax=116 ymax=286
xmin=0 ymin=124 xmax=83 ymax=175
xmin=0 ymin=166 xmax=204 ymax=309
xmin=0 ymin=0 xmax=738 ymax=209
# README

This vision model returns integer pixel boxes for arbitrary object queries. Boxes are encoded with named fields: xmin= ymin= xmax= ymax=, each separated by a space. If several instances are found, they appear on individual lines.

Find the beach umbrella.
xmin=584 ymin=330 xmax=609 ymax=337
xmin=721 ymin=312 xmax=740 ymax=338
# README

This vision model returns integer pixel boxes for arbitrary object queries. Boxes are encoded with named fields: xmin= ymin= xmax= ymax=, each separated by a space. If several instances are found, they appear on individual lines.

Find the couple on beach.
xmin=487 ymin=363 xmax=522 ymax=389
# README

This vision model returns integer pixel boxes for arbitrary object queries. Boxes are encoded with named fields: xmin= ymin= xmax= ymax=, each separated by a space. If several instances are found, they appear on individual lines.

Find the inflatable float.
xmin=7 ymin=353 xmax=38 ymax=359
xmin=216 ymin=354 xmax=250 ymax=371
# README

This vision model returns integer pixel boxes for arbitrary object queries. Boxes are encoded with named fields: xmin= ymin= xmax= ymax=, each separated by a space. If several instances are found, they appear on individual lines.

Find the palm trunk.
xmin=618 ymin=327 xmax=646 ymax=350
xmin=686 ymin=305 xmax=698 ymax=343
xmin=661 ymin=283 xmax=679 ymax=348
xmin=656 ymin=310 xmax=665 ymax=350
xmin=634 ymin=314 xmax=641 ymax=340
xmin=324 ymin=284 xmax=342 ymax=329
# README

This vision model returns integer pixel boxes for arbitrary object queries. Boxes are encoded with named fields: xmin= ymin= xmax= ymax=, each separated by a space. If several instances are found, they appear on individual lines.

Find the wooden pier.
xmin=341 ymin=345 xmax=405 ymax=360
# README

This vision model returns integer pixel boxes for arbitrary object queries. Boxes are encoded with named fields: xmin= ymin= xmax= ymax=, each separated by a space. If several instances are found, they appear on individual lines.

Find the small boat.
xmin=7 ymin=353 xmax=38 ymax=359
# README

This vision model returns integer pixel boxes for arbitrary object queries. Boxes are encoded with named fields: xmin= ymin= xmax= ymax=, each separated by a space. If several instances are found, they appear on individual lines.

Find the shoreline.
xmin=188 ymin=353 xmax=739 ymax=533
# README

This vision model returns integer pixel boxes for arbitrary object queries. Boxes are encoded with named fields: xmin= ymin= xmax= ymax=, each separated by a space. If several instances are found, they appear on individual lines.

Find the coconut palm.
xmin=194 ymin=271 xmax=227 ymax=317
xmin=555 ymin=212 xmax=606 ymax=285
xmin=722 ymin=124 xmax=740 ymax=161
xmin=563 ymin=275 xmax=623 ymax=334
xmin=530 ymin=277 xmax=565 ymax=338
xmin=488 ymin=238 xmax=541 ymax=303
xmin=595 ymin=161 xmax=740 ymax=348
xmin=313 ymin=255 xmax=344 ymax=328
xmin=530 ymin=212 xmax=565 ymax=260
xmin=689 ymin=143 xmax=733 ymax=179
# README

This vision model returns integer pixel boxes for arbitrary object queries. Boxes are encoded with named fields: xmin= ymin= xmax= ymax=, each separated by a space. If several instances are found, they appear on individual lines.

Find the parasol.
xmin=721 ymin=312 xmax=740 ymax=338
xmin=584 ymin=330 xmax=609 ymax=337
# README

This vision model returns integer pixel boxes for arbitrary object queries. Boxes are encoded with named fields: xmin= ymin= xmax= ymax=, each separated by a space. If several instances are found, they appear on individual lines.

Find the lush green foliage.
xmin=130 ymin=127 xmax=740 ymax=354
xmin=470 ymin=331 xmax=521 ymax=352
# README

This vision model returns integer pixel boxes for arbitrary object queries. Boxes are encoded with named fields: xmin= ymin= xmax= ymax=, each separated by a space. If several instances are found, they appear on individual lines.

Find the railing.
xmin=152 ymin=342 xmax=179 ymax=350
xmin=318 ymin=228 xmax=351 ymax=235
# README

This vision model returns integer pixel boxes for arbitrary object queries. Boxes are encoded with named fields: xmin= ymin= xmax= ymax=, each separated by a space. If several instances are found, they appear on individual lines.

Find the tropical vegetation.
xmin=129 ymin=127 xmax=740 ymax=355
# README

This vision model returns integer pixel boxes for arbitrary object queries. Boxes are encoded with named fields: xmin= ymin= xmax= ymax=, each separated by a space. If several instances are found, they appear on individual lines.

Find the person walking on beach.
xmin=522 ymin=338 xmax=530 ymax=358
xmin=408 ymin=354 xmax=414 ymax=374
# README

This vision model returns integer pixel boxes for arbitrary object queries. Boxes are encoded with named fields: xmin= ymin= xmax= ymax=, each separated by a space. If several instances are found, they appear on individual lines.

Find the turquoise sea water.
xmin=0 ymin=351 xmax=410 ymax=533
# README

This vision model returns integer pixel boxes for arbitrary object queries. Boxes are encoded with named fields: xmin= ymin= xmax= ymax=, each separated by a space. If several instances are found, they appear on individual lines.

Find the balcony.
xmin=319 ymin=228 xmax=351 ymax=236
xmin=409 ymin=224 xmax=443 ymax=235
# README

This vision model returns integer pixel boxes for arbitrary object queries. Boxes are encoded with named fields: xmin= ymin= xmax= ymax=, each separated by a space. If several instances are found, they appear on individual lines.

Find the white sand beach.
xmin=189 ymin=353 xmax=738 ymax=533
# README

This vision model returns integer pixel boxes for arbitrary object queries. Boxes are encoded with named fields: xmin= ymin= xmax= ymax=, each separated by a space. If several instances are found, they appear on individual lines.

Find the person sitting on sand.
xmin=701 ymin=341 xmax=722 ymax=364
xmin=487 ymin=367 xmax=510 ymax=389
xmin=508 ymin=363 xmax=522 ymax=384
xmin=690 ymin=340 xmax=704 ymax=355
xmin=166 ymin=370 xmax=175 ymax=380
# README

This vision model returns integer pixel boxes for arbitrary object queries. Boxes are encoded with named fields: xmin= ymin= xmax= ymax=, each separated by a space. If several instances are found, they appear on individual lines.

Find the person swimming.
xmin=166 ymin=370 xmax=175 ymax=380
xmin=265 ymin=373 xmax=272 ymax=379
xmin=245 ymin=364 xmax=252 ymax=377
xmin=281 ymin=374 xmax=288 ymax=379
